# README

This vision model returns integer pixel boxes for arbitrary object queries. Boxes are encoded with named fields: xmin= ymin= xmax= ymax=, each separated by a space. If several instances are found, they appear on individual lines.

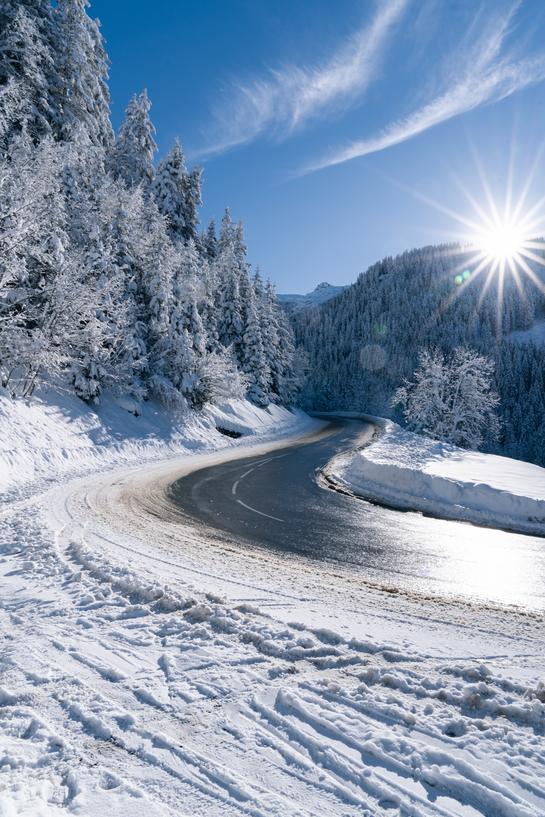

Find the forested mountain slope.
xmin=293 ymin=244 xmax=545 ymax=464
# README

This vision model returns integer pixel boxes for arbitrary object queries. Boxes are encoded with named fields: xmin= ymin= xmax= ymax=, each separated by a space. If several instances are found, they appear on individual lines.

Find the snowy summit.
xmin=278 ymin=281 xmax=347 ymax=311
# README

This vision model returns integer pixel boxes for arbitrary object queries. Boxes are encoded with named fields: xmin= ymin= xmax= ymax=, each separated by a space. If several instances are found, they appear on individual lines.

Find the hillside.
xmin=293 ymin=243 xmax=545 ymax=465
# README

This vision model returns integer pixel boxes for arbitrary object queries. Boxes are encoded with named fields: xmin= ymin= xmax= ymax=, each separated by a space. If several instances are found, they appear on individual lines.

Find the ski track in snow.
xmin=1 ymin=414 xmax=545 ymax=815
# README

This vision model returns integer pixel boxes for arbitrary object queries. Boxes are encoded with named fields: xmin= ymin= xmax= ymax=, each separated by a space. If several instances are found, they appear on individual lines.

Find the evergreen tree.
xmin=218 ymin=208 xmax=235 ymax=254
xmin=0 ymin=135 xmax=66 ymax=394
xmin=176 ymin=240 xmax=207 ymax=356
xmin=215 ymin=243 xmax=243 ymax=355
xmin=152 ymin=138 xmax=203 ymax=244
xmin=242 ymin=286 xmax=270 ymax=406
xmin=0 ymin=5 xmax=56 ymax=146
xmin=181 ymin=166 xmax=202 ymax=244
xmin=262 ymin=278 xmax=291 ymax=403
xmin=200 ymin=257 xmax=220 ymax=352
xmin=112 ymin=89 xmax=156 ymax=188
xmin=54 ymin=0 xmax=112 ymax=146
xmin=202 ymin=218 xmax=217 ymax=261
xmin=151 ymin=139 xmax=203 ymax=244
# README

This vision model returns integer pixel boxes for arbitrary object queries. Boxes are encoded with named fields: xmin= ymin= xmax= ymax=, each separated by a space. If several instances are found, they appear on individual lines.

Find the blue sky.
xmin=91 ymin=0 xmax=545 ymax=293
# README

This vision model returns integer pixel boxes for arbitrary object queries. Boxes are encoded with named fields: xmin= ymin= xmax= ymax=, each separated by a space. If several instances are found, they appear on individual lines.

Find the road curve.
xmin=169 ymin=417 xmax=545 ymax=613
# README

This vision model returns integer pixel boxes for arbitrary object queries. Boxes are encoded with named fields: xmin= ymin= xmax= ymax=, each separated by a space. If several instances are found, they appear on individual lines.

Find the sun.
xmin=443 ymin=193 xmax=545 ymax=333
xmin=388 ymin=154 xmax=545 ymax=329
xmin=475 ymin=218 xmax=526 ymax=264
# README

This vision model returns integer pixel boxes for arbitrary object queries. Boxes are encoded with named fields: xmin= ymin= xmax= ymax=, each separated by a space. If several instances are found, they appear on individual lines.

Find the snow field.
xmin=1 ymin=394 xmax=545 ymax=815
xmin=324 ymin=421 xmax=545 ymax=536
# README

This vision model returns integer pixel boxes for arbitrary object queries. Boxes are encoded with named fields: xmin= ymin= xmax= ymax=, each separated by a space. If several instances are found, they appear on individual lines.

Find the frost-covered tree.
xmin=54 ymin=0 xmax=112 ymax=146
xmin=392 ymin=347 xmax=500 ymax=450
xmin=215 ymin=244 xmax=243 ymax=355
xmin=0 ymin=134 xmax=123 ymax=399
xmin=262 ymin=278 xmax=298 ymax=404
xmin=125 ymin=195 xmax=174 ymax=394
xmin=242 ymin=286 xmax=270 ymax=406
xmin=152 ymin=139 xmax=202 ymax=244
xmin=182 ymin=166 xmax=202 ymax=245
xmin=152 ymin=139 xmax=187 ymax=239
xmin=0 ymin=5 xmax=56 ymax=146
xmin=162 ymin=241 xmax=208 ymax=407
xmin=0 ymin=135 xmax=68 ymax=394
xmin=112 ymin=90 xmax=156 ymax=188
xmin=218 ymin=208 xmax=235 ymax=254
xmin=199 ymin=257 xmax=220 ymax=353
xmin=200 ymin=347 xmax=248 ymax=403
xmin=202 ymin=218 xmax=217 ymax=261
xmin=65 ymin=161 xmax=138 ymax=402
xmin=175 ymin=240 xmax=207 ymax=356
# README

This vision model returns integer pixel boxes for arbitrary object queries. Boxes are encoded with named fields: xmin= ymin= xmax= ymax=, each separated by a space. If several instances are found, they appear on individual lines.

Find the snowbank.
xmin=324 ymin=422 xmax=545 ymax=536
xmin=0 ymin=387 xmax=315 ymax=500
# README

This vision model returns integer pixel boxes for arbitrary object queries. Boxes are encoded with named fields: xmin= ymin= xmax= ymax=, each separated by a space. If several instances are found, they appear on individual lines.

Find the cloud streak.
xmin=303 ymin=4 xmax=545 ymax=173
xmin=195 ymin=0 xmax=406 ymax=159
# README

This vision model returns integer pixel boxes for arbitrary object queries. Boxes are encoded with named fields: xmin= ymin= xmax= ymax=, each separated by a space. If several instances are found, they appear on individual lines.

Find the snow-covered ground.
xmin=325 ymin=420 xmax=545 ymax=536
xmin=2 ymin=393 xmax=545 ymax=816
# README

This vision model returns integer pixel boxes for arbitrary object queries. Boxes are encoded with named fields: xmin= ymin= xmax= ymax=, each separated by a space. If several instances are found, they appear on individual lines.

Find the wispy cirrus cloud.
xmin=194 ymin=0 xmax=407 ymax=159
xmin=303 ymin=3 xmax=545 ymax=173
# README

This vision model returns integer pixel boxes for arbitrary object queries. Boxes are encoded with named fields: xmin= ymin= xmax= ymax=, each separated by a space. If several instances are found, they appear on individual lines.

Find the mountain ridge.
xmin=278 ymin=281 xmax=348 ymax=311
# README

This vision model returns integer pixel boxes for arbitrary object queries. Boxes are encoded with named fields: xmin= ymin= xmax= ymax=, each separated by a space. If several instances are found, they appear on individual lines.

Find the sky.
xmin=91 ymin=0 xmax=545 ymax=293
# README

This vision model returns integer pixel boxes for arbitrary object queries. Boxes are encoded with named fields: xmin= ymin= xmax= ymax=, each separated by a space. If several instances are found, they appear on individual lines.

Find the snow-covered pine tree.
xmin=153 ymin=139 xmax=185 ymax=239
xmin=199 ymin=256 xmax=220 ymax=353
xmin=53 ymin=0 xmax=113 ymax=147
xmin=105 ymin=184 xmax=150 ymax=399
xmin=215 ymin=242 xmax=243 ymax=357
xmin=272 ymin=284 xmax=298 ymax=404
xmin=182 ymin=166 xmax=203 ymax=245
xmin=202 ymin=219 xmax=217 ymax=261
xmin=174 ymin=240 xmax=207 ymax=356
xmin=112 ymin=90 xmax=156 ymax=189
xmin=218 ymin=208 xmax=235 ymax=254
xmin=0 ymin=4 xmax=57 ymax=147
xmin=132 ymin=198 xmax=174 ymax=397
xmin=0 ymin=134 xmax=68 ymax=395
xmin=259 ymin=276 xmax=282 ymax=400
xmin=62 ymin=151 xmax=131 ymax=402
xmin=242 ymin=285 xmax=270 ymax=406
xmin=163 ymin=241 xmax=208 ymax=407
xmin=151 ymin=139 xmax=203 ymax=245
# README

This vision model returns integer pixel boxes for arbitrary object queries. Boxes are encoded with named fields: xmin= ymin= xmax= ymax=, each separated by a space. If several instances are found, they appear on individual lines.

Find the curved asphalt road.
xmin=170 ymin=418 xmax=545 ymax=612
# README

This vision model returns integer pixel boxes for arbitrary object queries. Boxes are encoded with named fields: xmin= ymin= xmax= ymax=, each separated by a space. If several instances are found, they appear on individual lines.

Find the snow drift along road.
xmin=324 ymin=421 xmax=545 ymax=536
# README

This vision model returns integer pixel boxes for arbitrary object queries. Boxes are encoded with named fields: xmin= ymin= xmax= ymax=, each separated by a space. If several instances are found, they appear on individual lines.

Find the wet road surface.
xmin=170 ymin=418 xmax=545 ymax=612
